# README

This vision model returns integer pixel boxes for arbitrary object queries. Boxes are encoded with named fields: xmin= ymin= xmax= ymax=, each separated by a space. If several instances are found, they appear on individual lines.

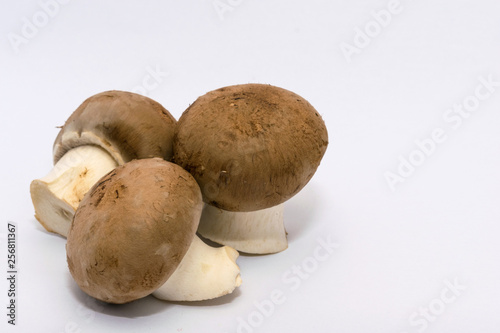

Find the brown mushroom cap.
xmin=66 ymin=158 xmax=202 ymax=304
xmin=53 ymin=90 xmax=176 ymax=165
xmin=173 ymin=83 xmax=328 ymax=212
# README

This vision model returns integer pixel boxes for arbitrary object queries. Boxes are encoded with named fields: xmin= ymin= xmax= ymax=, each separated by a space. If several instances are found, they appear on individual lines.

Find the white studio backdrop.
xmin=1 ymin=0 xmax=500 ymax=332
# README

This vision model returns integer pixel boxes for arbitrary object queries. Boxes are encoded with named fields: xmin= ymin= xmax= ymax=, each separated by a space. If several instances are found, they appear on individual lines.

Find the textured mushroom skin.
xmin=53 ymin=90 xmax=176 ymax=164
xmin=173 ymin=84 xmax=329 ymax=212
xmin=66 ymin=158 xmax=202 ymax=304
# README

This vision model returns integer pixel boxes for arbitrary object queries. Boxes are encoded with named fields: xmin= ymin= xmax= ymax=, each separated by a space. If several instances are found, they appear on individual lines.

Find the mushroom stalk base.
xmin=30 ymin=145 xmax=117 ymax=237
xmin=153 ymin=236 xmax=242 ymax=301
xmin=197 ymin=204 xmax=287 ymax=254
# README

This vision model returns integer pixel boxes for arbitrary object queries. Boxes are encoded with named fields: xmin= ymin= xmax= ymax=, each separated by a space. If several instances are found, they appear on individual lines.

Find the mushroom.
xmin=30 ymin=90 xmax=176 ymax=237
xmin=66 ymin=158 xmax=241 ymax=304
xmin=173 ymin=84 xmax=328 ymax=254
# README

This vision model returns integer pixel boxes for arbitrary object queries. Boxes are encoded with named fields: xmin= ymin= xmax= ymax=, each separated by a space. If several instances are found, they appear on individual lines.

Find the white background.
xmin=1 ymin=0 xmax=500 ymax=332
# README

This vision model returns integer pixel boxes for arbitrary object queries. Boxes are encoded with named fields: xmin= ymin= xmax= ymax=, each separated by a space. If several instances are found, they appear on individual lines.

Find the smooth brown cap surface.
xmin=173 ymin=84 xmax=328 ymax=212
xmin=66 ymin=158 xmax=202 ymax=304
xmin=53 ymin=90 xmax=176 ymax=164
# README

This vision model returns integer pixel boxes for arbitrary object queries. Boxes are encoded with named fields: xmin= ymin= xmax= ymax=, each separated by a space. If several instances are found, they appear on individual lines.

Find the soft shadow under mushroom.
xmin=66 ymin=273 xmax=169 ymax=319
xmin=283 ymin=181 xmax=323 ymax=245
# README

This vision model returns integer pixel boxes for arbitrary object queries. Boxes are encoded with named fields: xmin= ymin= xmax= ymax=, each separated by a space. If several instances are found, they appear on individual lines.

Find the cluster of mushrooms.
xmin=30 ymin=84 xmax=328 ymax=304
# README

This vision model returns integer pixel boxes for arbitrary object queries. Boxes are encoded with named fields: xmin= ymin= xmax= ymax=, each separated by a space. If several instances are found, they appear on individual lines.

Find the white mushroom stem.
xmin=153 ymin=235 xmax=242 ymax=301
xmin=197 ymin=203 xmax=287 ymax=254
xmin=30 ymin=145 xmax=117 ymax=237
